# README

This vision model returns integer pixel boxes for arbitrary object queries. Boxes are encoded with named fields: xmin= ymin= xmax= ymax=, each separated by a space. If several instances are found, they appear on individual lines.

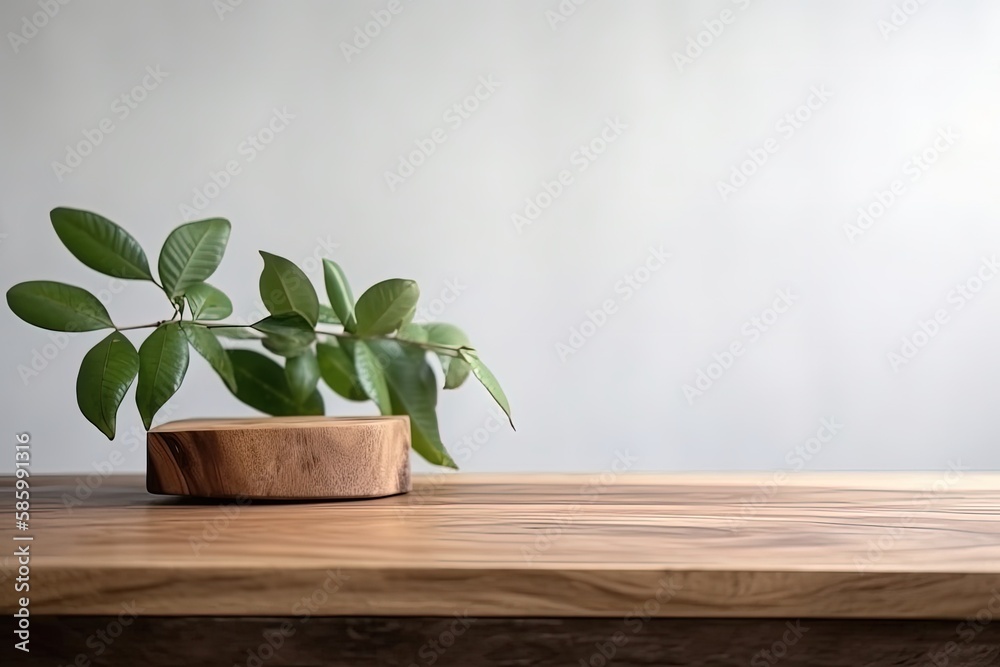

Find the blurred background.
xmin=2 ymin=0 xmax=999 ymax=474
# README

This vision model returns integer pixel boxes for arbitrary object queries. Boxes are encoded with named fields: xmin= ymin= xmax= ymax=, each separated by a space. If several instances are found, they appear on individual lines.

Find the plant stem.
xmin=140 ymin=318 xmax=472 ymax=356
xmin=393 ymin=338 xmax=469 ymax=357
xmin=315 ymin=328 xmax=469 ymax=357
xmin=117 ymin=319 xmax=174 ymax=332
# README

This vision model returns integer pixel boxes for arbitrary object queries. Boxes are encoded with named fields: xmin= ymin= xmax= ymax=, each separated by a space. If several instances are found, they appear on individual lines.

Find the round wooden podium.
xmin=146 ymin=416 xmax=411 ymax=500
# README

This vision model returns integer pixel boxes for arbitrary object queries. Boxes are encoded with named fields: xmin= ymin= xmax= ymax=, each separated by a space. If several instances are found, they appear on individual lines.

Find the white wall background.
xmin=2 ymin=0 xmax=999 ymax=475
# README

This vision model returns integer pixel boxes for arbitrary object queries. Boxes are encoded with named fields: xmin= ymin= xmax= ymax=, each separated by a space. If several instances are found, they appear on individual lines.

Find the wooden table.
xmin=3 ymin=473 xmax=1000 ymax=666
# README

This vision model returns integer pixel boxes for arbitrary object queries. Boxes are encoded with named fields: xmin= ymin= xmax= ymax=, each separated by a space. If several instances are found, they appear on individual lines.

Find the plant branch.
xmin=171 ymin=319 xmax=470 ymax=355
xmin=392 ymin=337 xmax=471 ymax=357
xmin=117 ymin=318 xmax=177 ymax=332
xmin=314 ymin=327 xmax=471 ymax=357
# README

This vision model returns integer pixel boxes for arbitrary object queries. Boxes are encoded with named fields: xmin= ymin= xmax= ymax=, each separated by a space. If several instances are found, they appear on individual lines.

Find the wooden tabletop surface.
xmin=2 ymin=472 xmax=999 ymax=619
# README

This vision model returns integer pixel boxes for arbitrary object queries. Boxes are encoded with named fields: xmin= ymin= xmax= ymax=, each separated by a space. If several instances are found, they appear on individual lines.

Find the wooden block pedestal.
xmin=146 ymin=416 xmax=411 ymax=500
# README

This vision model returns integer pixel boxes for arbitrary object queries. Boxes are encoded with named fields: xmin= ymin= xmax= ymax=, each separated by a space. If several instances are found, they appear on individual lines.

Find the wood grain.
xmin=21 ymin=617 xmax=1000 ymax=667
xmin=1 ymin=473 xmax=999 ymax=618
xmin=146 ymin=416 xmax=411 ymax=499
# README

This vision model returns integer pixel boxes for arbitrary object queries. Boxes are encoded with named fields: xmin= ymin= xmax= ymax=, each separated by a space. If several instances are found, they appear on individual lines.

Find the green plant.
xmin=6 ymin=208 xmax=512 ymax=468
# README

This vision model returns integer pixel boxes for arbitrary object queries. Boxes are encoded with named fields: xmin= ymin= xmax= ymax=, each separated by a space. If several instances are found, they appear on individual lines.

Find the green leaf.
xmin=322 ymin=259 xmax=356 ymax=332
xmin=424 ymin=323 xmax=469 ymax=347
xmin=185 ymin=283 xmax=232 ymax=321
xmin=7 ymin=281 xmax=114 ymax=332
xmin=182 ymin=324 xmax=237 ymax=392
xmin=50 ymin=208 xmax=152 ymax=280
xmin=460 ymin=349 xmax=513 ymax=428
xmin=400 ymin=304 xmax=417 ymax=328
xmin=397 ymin=322 xmax=471 ymax=389
xmin=252 ymin=314 xmax=316 ymax=358
xmin=158 ymin=218 xmax=231 ymax=298
xmin=425 ymin=323 xmax=472 ymax=390
xmin=353 ymin=341 xmax=391 ymax=414
xmin=397 ymin=323 xmax=428 ymax=343
xmin=316 ymin=340 xmax=367 ymax=401
xmin=368 ymin=340 xmax=456 ymax=468
xmin=76 ymin=331 xmax=139 ymax=439
xmin=136 ymin=323 xmax=190 ymax=429
xmin=354 ymin=279 xmax=419 ymax=336
xmin=211 ymin=327 xmax=259 ymax=340
xmin=285 ymin=350 xmax=320 ymax=406
xmin=253 ymin=314 xmax=315 ymax=338
xmin=228 ymin=349 xmax=323 ymax=416
xmin=261 ymin=337 xmax=307 ymax=358
xmin=259 ymin=251 xmax=319 ymax=326
xmin=261 ymin=338 xmax=305 ymax=358
xmin=318 ymin=304 xmax=340 ymax=325
xmin=442 ymin=358 xmax=471 ymax=390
